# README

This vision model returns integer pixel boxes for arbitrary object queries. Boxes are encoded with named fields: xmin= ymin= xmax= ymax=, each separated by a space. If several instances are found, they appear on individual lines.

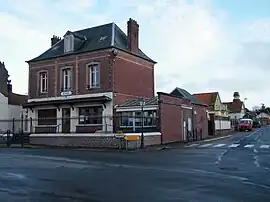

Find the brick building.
xmin=115 ymin=88 xmax=209 ymax=146
xmin=24 ymin=18 xmax=208 ymax=148
xmin=24 ymin=18 xmax=155 ymax=130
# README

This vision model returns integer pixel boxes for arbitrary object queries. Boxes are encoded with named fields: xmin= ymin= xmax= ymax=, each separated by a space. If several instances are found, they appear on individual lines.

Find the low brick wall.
xmin=30 ymin=133 xmax=161 ymax=149
xmin=126 ymin=135 xmax=161 ymax=149
xmin=30 ymin=135 xmax=120 ymax=148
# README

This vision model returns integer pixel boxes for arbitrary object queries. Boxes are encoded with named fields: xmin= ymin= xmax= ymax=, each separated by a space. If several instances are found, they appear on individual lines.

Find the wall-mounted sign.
xmin=61 ymin=91 xmax=72 ymax=97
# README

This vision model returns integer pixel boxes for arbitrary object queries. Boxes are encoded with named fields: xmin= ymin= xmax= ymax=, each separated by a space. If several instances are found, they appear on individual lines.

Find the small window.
xmin=62 ymin=68 xmax=72 ymax=91
xmin=40 ymin=72 xmax=48 ymax=93
xmin=78 ymin=106 xmax=103 ymax=125
xmin=89 ymin=64 xmax=100 ymax=88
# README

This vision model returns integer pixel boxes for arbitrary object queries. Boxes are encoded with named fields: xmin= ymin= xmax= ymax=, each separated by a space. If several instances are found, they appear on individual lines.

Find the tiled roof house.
xmin=223 ymin=92 xmax=245 ymax=119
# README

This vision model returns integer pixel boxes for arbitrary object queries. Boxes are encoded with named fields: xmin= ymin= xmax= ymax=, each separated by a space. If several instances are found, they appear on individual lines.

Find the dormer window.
xmin=64 ymin=34 xmax=74 ymax=53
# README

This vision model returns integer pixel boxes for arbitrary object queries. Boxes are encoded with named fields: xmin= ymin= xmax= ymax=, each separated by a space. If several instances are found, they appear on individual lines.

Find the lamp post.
xmin=243 ymin=98 xmax=247 ymax=113
xmin=140 ymin=99 xmax=145 ymax=148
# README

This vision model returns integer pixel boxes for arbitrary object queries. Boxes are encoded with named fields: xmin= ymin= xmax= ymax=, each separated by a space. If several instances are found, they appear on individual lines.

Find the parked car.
xmin=238 ymin=118 xmax=253 ymax=131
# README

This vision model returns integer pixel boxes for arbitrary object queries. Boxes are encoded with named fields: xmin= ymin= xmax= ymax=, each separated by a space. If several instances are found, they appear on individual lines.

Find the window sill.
xmin=76 ymin=124 xmax=102 ymax=126
xmin=120 ymin=125 xmax=157 ymax=128
xmin=87 ymin=86 xmax=100 ymax=89
xmin=39 ymin=91 xmax=48 ymax=94
xmin=36 ymin=125 xmax=57 ymax=127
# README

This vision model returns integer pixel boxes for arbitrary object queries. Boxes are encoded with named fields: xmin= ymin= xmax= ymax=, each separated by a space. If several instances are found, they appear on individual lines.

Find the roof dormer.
xmin=64 ymin=32 xmax=74 ymax=53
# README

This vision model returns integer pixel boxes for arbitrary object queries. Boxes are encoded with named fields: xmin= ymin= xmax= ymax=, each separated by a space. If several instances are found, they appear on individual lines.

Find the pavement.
xmin=0 ymin=127 xmax=270 ymax=201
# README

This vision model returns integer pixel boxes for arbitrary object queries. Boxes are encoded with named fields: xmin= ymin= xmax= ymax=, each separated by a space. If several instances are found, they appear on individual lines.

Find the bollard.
xmin=20 ymin=131 xmax=24 ymax=148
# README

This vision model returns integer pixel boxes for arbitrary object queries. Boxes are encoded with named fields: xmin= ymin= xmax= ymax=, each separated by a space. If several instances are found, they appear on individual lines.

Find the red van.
xmin=238 ymin=119 xmax=253 ymax=132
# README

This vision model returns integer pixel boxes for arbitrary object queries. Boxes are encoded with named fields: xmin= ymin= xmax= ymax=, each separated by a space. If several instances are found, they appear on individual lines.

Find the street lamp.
xmin=244 ymin=98 xmax=247 ymax=112
xmin=140 ymin=99 xmax=145 ymax=148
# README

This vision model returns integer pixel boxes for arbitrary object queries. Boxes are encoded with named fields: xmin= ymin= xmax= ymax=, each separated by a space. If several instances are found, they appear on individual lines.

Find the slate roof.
xmin=170 ymin=87 xmax=206 ymax=106
xmin=27 ymin=23 xmax=155 ymax=63
xmin=117 ymin=97 xmax=158 ymax=108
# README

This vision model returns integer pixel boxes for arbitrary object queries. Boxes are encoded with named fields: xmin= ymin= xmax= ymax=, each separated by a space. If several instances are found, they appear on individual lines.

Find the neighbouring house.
xmin=23 ymin=18 xmax=157 ymax=147
xmin=0 ymin=61 xmax=28 ymax=133
xmin=223 ymin=92 xmax=245 ymax=126
xmin=256 ymin=112 xmax=270 ymax=126
xmin=193 ymin=92 xmax=231 ymax=134
xmin=115 ymin=88 xmax=209 ymax=145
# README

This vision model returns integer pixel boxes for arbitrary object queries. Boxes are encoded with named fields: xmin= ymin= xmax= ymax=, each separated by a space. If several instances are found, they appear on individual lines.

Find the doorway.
xmin=62 ymin=108 xmax=71 ymax=133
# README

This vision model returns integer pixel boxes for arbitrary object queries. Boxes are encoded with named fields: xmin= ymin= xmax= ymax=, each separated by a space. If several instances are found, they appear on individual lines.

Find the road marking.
xmin=185 ymin=143 xmax=199 ymax=147
xmin=260 ymin=145 xmax=270 ymax=149
xmin=246 ymin=128 xmax=262 ymax=137
xmin=244 ymin=144 xmax=254 ymax=148
xmin=214 ymin=144 xmax=226 ymax=148
xmin=199 ymin=143 xmax=212 ymax=147
xmin=228 ymin=144 xmax=240 ymax=148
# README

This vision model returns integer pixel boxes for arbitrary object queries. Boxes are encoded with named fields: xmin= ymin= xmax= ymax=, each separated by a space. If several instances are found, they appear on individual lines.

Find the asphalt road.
xmin=0 ymin=127 xmax=270 ymax=202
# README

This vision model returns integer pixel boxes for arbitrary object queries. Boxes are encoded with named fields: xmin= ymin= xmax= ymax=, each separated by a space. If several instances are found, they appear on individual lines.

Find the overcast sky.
xmin=0 ymin=0 xmax=269 ymax=109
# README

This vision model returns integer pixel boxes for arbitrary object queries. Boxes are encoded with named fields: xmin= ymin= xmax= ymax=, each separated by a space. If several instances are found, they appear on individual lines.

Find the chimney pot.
xmin=51 ymin=35 xmax=61 ymax=47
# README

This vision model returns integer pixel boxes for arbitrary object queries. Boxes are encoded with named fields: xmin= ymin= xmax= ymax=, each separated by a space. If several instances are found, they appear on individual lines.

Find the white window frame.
xmin=62 ymin=68 xmax=72 ymax=91
xmin=89 ymin=64 xmax=100 ymax=88
xmin=64 ymin=35 xmax=74 ymax=53
xmin=120 ymin=110 xmax=157 ymax=128
xmin=40 ymin=72 xmax=48 ymax=93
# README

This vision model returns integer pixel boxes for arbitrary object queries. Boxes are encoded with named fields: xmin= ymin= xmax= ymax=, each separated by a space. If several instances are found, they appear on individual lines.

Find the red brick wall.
xmin=28 ymin=49 xmax=155 ymax=105
xmin=113 ymin=51 xmax=155 ymax=105
xmin=193 ymin=104 xmax=208 ymax=138
xmin=158 ymin=92 xmax=191 ymax=144
xmin=28 ymin=50 xmax=112 ymax=99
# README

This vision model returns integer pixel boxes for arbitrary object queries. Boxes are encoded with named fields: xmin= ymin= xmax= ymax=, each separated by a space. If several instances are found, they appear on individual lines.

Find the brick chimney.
xmin=127 ymin=18 xmax=139 ymax=54
xmin=51 ymin=35 xmax=61 ymax=47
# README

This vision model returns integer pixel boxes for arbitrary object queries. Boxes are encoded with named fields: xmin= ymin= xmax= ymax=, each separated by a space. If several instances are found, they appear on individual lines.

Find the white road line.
xmin=228 ymin=144 xmax=240 ymax=148
xmin=260 ymin=145 xmax=270 ymax=149
xmin=185 ymin=143 xmax=199 ymax=147
xmin=199 ymin=143 xmax=212 ymax=148
xmin=214 ymin=144 xmax=226 ymax=148
xmin=244 ymin=144 xmax=254 ymax=148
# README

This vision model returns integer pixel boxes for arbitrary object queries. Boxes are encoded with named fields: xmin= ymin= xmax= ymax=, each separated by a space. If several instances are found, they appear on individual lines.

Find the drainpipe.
xmin=158 ymin=99 xmax=163 ymax=145
xmin=140 ymin=98 xmax=145 ymax=148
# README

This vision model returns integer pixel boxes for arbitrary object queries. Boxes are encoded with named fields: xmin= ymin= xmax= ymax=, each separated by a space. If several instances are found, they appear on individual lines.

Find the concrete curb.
xmin=200 ymin=135 xmax=232 ymax=142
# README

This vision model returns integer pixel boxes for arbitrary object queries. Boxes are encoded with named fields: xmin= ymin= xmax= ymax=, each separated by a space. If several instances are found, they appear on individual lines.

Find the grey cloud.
xmin=235 ymin=41 xmax=270 ymax=71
